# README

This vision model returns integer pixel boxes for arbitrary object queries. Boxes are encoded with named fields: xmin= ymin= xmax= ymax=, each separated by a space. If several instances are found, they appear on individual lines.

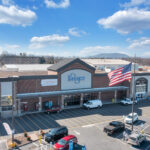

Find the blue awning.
xmin=17 ymin=86 xmax=128 ymax=99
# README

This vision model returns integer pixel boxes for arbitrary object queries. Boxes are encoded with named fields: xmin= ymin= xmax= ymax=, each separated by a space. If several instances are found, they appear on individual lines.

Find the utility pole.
xmin=131 ymin=55 xmax=136 ymax=131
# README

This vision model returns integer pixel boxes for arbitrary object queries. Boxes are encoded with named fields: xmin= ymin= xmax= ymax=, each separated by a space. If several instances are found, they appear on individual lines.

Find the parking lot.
xmin=1 ymin=100 xmax=150 ymax=149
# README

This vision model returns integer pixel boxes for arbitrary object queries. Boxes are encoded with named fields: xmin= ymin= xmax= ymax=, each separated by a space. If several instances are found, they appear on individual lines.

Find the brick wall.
xmin=93 ymin=75 xmax=109 ymax=88
xmin=17 ymin=78 xmax=60 ymax=94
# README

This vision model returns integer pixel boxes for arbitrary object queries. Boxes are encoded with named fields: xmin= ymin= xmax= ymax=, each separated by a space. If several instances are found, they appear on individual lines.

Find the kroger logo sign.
xmin=68 ymin=73 xmax=85 ymax=84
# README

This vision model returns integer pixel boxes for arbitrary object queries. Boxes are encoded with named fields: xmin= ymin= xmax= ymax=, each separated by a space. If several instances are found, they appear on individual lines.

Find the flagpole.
xmin=131 ymin=54 xmax=136 ymax=131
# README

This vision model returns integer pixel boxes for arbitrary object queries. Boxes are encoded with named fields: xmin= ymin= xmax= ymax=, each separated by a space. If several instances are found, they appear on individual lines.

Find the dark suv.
xmin=44 ymin=126 xmax=68 ymax=143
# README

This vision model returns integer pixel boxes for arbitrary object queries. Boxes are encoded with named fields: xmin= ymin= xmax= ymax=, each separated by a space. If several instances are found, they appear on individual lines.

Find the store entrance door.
xmin=64 ymin=95 xmax=81 ymax=108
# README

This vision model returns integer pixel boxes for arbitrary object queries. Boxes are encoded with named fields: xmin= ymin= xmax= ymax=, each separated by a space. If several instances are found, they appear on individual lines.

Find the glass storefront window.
xmin=64 ymin=95 xmax=80 ymax=107
xmin=83 ymin=93 xmax=98 ymax=103
xmin=136 ymin=78 xmax=147 ymax=93
xmin=1 ymin=96 xmax=12 ymax=111
xmin=1 ymin=82 xmax=13 ymax=111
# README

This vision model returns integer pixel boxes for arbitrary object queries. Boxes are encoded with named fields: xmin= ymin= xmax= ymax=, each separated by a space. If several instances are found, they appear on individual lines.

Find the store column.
xmin=126 ymin=88 xmax=130 ymax=98
xmin=61 ymin=95 xmax=64 ymax=109
xmin=39 ymin=97 xmax=42 ymax=112
xmin=80 ymin=93 xmax=84 ymax=107
xmin=114 ymin=90 xmax=117 ymax=103
xmin=98 ymin=92 xmax=101 ymax=99
xmin=17 ymin=99 xmax=21 ymax=116
xmin=0 ymin=83 xmax=1 ymax=117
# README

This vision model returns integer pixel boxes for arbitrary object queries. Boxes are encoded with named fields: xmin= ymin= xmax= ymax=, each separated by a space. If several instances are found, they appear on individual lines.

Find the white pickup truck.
xmin=120 ymin=98 xmax=137 ymax=105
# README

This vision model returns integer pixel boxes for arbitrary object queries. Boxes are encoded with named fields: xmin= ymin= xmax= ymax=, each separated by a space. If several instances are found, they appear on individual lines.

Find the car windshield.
xmin=58 ymin=139 xmax=67 ymax=145
xmin=109 ymin=121 xmax=120 ymax=126
xmin=49 ymin=129 xmax=56 ymax=135
xmin=127 ymin=115 xmax=133 ymax=119
xmin=86 ymin=102 xmax=92 ymax=105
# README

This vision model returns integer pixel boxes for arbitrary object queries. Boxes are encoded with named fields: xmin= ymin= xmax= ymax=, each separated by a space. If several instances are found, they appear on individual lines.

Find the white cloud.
xmin=121 ymin=0 xmax=150 ymax=8
xmin=0 ymin=44 xmax=20 ymax=54
xmin=5 ymin=44 xmax=20 ymax=49
xmin=44 ymin=0 xmax=70 ymax=8
xmin=0 ymin=5 xmax=36 ymax=26
xmin=29 ymin=34 xmax=70 ymax=49
xmin=68 ymin=27 xmax=87 ymax=37
xmin=142 ymin=51 xmax=150 ymax=57
xmin=79 ymin=46 xmax=121 ymax=57
xmin=97 ymin=8 xmax=150 ymax=34
xmin=0 ymin=46 xmax=3 ymax=53
xmin=1 ymin=0 xmax=14 ymax=5
xmin=128 ymin=37 xmax=150 ymax=50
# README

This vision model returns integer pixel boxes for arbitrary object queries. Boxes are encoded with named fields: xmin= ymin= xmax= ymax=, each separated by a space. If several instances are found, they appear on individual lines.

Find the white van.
xmin=83 ymin=99 xmax=103 ymax=109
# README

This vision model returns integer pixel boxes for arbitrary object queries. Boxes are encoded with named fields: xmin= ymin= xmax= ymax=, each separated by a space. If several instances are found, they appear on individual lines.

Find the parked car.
xmin=44 ymin=126 xmax=68 ymax=143
xmin=53 ymin=135 xmax=78 ymax=150
xmin=103 ymin=121 xmax=125 ymax=135
xmin=128 ymin=132 xmax=146 ymax=146
xmin=123 ymin=113 xmax=138 ymax=124
xmin=120 ymin=98 xmax=137 ymax=105
xmin=83 ymin=99 xmax=102 ymax=109
xmin=45 ymin=106 xmax=61 ymax=114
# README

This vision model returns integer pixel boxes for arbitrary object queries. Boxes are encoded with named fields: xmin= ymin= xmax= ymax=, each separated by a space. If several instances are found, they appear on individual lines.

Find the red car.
xmin=53 ymin=135 xmax=78 ymax=150
xmin=46 ymin=106 xmax=61 ymax=114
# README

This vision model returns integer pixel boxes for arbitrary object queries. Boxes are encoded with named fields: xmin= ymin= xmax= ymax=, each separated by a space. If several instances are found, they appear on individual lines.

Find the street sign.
xmin=3 ymin=122 xmax=12 ymax=135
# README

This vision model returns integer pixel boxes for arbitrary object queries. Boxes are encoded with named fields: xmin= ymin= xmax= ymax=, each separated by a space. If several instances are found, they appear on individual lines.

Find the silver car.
xmin=127 ymin=132 xmax=146 ymax=146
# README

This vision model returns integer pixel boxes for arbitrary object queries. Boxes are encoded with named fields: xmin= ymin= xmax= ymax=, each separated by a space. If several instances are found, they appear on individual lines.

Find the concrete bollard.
xmin=82 ymin=145 xmax=86 ymax=150
xmin=50 ymin=142 xmax=53 ymax=150
xmin=69 ymin=140 xmax=73 ymax=150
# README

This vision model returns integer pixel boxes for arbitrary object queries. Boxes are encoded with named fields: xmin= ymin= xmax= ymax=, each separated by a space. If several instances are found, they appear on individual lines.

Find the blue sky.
xmin=1 ymin=0 xmax=150 ymax=57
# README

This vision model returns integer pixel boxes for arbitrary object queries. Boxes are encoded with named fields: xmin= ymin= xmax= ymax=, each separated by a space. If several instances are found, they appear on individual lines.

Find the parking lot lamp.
xmin=131 ymin=56 xmax=136 ymax=131
xmin=11 ymin=76 xmax=18 ymax=147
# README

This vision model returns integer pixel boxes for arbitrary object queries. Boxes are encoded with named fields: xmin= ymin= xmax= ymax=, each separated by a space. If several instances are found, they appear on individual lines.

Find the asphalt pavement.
xmin=1 ymin=100 xmax=150 ymax=150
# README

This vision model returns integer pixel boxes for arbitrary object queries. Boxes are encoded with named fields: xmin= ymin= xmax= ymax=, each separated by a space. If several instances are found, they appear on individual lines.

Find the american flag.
xmin=108 ymin=63 xmax=132 ymax=86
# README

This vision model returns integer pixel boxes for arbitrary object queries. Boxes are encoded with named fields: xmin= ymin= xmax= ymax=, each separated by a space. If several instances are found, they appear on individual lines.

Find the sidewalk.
xmin=0 ymin=140 xmax=8 ymax=150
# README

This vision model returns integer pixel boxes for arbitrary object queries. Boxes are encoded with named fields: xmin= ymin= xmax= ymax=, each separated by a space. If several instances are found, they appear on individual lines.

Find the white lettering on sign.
xmin=61 ymin=69 xmax=91 ymax=90
xmin=3 ymin=122 xmax=12 ymax=135
xmin=41 ymin=79 xmax=57 ymax=86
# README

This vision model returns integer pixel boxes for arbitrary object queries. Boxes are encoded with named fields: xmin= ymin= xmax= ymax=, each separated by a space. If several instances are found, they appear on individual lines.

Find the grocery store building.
xmin=0 ymin=58 xmax=141 ymax=118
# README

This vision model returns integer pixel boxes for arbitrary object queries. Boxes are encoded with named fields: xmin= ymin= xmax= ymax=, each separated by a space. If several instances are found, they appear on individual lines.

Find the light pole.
xmin=11 ymin=76 xmax=18 ymax=147
xmin=131 ymin=56 xmax=136 ymax=131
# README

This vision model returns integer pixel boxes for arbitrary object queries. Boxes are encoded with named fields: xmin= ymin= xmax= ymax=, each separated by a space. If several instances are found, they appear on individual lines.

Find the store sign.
xmin=41 ymin=79 xmax=57 ymax=86
xmin=68 ymin=73 xmax=85 ymax=84
xmin=61 ymin=69 xmax=91 ymax=90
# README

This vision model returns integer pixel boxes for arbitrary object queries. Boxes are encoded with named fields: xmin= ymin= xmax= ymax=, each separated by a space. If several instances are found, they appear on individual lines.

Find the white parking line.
xmin=32 ymin=142 xmax=39 ymax=147
xmin=82 ymin=124 xmax=95 ymax=128
xmin=143 ymin=125 xmax=150 ymax=131
xmin=73 ymin=130 xmax=80 ymax=135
